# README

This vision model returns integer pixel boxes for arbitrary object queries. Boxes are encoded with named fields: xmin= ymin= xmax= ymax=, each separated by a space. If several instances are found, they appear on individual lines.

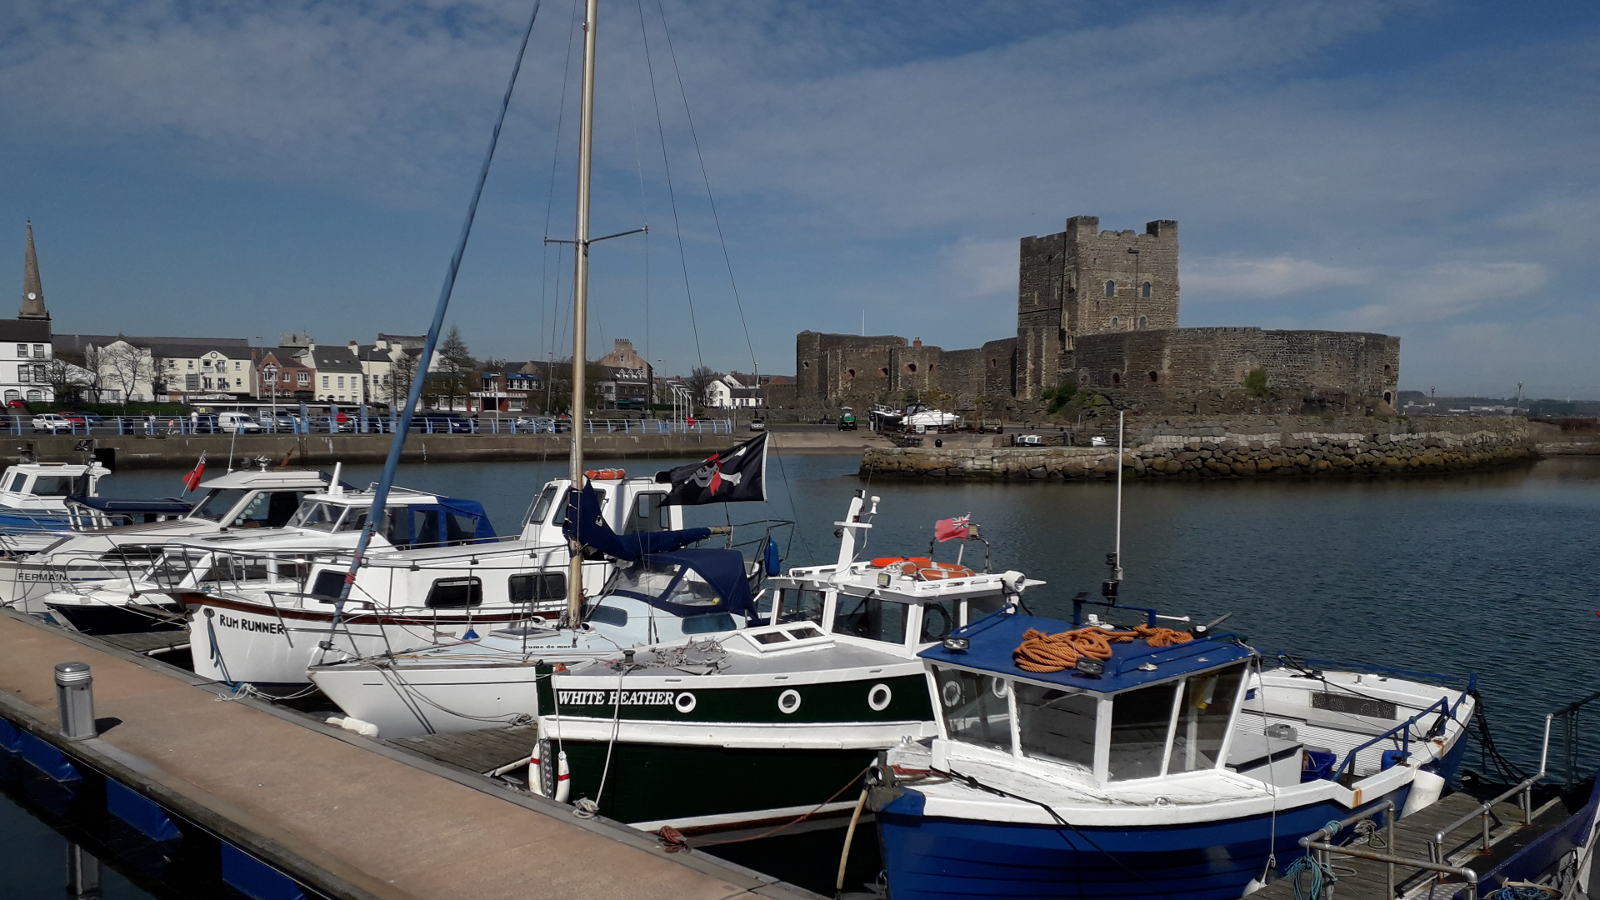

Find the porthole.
xmin=868 ymin=683 xmax=893 ymax=712
xmin=778 ymin=689 xmax=802 ymax=714
xmin=989 ymin=676 xmax=1009 ymax=699
xmin=675 ymin=692 xmax=697 ymax=714
xmin=941 ymin=679 xmax=963 ymax=708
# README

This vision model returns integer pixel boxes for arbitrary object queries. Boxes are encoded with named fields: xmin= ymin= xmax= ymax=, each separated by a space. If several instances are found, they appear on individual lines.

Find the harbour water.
xmin=6 ymin=451 xmax=1599 ymax=896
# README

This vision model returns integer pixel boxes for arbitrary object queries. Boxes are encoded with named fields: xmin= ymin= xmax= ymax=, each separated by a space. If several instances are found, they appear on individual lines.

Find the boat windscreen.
xmin=290 ymin=501 xmax=342 ymax=532
xmin=190 ymin=488 xmax=248 ymax=521
xmin=609 ymin=560 xmax=722 ymax=607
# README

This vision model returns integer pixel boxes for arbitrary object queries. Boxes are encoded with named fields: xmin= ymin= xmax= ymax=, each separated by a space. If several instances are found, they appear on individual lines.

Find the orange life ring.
xmin=584 ymin=468 xmax=627 ymax=481
xmin=915 ymin=562 xmax=976 ymax=581
xmin=870 ymin=556 xmax=932 ymax=569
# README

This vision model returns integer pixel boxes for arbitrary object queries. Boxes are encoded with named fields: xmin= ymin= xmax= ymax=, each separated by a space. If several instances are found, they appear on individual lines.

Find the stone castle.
xmin=793 ymin=216 xmax=1400 ymax=417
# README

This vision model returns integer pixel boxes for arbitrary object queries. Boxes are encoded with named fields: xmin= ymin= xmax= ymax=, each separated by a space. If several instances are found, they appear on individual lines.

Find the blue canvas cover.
xmin=562 ymin=483 xmax=713 ymax=559
xmin=921 ymin=611 xmax=1252 ymax=694
xmin=69 ymin=496 xmax=194 ymax=516
xmin=396 ymin=498 xmax=496 ymax=546
xmin=607 ymin=548 xmax=757 ymax=618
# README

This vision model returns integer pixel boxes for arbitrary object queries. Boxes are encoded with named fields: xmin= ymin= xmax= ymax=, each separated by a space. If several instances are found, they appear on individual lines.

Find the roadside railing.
xmin=5 ymin=415 xmax=737 ymax=438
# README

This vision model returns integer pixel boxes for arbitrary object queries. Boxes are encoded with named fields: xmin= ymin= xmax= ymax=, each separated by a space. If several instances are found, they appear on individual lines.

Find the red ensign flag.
xmin=181 ymin=454 xmax=207 ymax=493
xmin=935 ymin=515 xmax=971 ymax=543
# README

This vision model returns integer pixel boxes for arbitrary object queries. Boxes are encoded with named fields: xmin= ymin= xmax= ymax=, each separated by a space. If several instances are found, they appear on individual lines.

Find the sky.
xmin=2 ymin=0 xmax=1598 ymax=397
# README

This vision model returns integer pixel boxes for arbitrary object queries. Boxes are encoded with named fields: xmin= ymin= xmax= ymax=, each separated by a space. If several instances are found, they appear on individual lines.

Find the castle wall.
xmin=1064 ymin=328 xmax=1400 ymax=412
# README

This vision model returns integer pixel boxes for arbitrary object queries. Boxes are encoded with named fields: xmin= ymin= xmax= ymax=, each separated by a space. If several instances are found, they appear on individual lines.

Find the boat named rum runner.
xmin=868 ymin=599 xmax=1477 ymax=900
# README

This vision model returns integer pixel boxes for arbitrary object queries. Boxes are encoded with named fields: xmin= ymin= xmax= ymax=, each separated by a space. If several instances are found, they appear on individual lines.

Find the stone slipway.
xmin=861 ymin=415 xmax=1538 ymax=481
xmin=0 ymin=610 xmax=813 ymax=900
xmin=4 ymin=428 xmax=890 ymax=469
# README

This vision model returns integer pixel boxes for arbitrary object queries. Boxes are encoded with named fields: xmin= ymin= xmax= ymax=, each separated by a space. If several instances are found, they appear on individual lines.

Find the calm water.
xmin=7 ymin=452 xmax=1599 ymax=895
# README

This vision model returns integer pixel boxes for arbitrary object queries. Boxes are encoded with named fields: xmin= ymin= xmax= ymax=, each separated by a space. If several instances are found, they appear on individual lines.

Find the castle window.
xmin=880 ymin=367 xmax=889 ymax=377
xmin=802 ymin=361 xmax=809 ymax=369
xmin=1138 ymin=316 xmax=1147 ymax=330
xmin=906 ymin=363 xmax=917 ymax=373
xmin=1104 ymin=281 xmax=1115 ymax=298
xmin=1141 ymin=281 xmax=1151 ymax=298
xmin=1384 ymin=365 xmax=1392 ymax=376
xmin=1148 ymin=371 xmax=1159 ymax=383
xmin=1383 ymin=391 xmax=1393 ymax=405
xmin=846 ymin=369 xmax=855 ymax=379
xmin=1111 ymin=372 xmax=1121 ymax=386
xmin=1111 ymin=317 xmax=1119 ymax=329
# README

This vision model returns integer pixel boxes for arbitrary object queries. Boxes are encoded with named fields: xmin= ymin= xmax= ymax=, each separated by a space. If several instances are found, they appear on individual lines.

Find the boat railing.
xmin=1550 ymin=688 xmax=1600 ymax=790
xmin=1334 ymin=695 xmax=1453 ymax=784
xmin=1428 ymin=712 xmax=1553 ymax=866
xmin=1300 ymin=798 xmax=1486 ymax=899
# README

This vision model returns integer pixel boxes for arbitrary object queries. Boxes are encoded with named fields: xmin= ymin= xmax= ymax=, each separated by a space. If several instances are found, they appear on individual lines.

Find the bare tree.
xmin=43 ymin=354 xmax=92 ymax=404
xmin=101 ymin=343 xmax=154 ymax=405
xmin=389 ymin=352 xmax=418 ymax=408
xmin=685 ymin=366 xmax=719 ymax=409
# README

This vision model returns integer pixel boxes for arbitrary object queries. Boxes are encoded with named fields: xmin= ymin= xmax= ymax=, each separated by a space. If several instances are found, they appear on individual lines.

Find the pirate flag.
xmin=655 ymin=432 xmax=768 ymax=505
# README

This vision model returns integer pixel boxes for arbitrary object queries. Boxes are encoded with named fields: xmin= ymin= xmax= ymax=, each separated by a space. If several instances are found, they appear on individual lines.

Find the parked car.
xmin=263 ymin=412 xmax=302 ymax=433
xmin=749 ymin=418 xmax=766 ymax=432
xmin=1090 ymin=435 xmax=1109 ymax=447
xmin=219 ymin=412 xmax=262 ymax=434
xmin=1014 ymin=434 xmax=1043 ymax=446
xmin=514 ymin=416 xmax=556 ymax=433
xmin=412 ymin=412 xmax=473 ymax=433
xmin=62 ymin=412 xmax=105 ymax=429
xmin=310 ymin=415 xmax=354 ymax=433
xmin=838 ymin=408 xmax=857 ymax=431
xmin=31 ymin=413 xmax=72 ymax=433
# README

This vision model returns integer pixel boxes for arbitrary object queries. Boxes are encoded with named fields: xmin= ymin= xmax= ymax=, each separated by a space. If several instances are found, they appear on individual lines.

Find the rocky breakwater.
xmin=860 ymin=416 xmax=1538 ymax=481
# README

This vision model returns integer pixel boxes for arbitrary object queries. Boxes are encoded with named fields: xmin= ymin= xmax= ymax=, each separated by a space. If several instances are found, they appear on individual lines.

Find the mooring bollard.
xmin=54 ymin=662 xmax=95 ymax=740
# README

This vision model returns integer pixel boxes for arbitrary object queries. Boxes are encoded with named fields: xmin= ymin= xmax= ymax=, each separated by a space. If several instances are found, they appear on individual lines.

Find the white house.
xmin=704 ymin=374 xmax=762 ymax=409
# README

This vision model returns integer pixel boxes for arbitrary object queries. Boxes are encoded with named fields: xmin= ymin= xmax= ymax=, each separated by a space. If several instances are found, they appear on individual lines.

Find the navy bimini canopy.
xmin=921 ymin=612 xmax=1253 ymax=694
xmin=393 ymin=498 xmax=496 ymax=547
xmin=606 ymin=548 xmax=757 ymax=619
xmin=563 ymin=483 xmax=712 ymax=560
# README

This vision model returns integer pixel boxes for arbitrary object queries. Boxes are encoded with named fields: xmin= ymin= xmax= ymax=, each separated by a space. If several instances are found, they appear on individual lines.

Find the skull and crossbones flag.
xmin=655 ymin=432 xmax=768 ymax=505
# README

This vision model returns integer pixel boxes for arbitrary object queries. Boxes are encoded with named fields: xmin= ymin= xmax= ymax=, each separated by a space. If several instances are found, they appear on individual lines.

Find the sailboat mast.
xmin=566 ymin=0 xmax=599 ymax=625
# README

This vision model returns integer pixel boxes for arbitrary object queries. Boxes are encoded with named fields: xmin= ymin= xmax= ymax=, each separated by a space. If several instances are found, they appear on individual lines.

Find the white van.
xmin=218 ymin=413 xmax=262 ymax=434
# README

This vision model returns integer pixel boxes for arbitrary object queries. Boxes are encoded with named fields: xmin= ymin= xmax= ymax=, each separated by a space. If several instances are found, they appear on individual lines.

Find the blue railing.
xmin=1334 ymin=694 xmax=1453 ymax=782
xmin=7 ymin=415 xmax=735 ymax=437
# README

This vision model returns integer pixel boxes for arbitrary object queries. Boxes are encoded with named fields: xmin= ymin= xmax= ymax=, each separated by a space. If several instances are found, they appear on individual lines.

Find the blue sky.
xmin=3 ymin=0 xmax=1598 ymax=397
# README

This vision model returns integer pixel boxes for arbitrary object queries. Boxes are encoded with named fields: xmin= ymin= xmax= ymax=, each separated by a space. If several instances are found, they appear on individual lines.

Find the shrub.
xmin=1243 ymin=368 xmax=1268 ymax=397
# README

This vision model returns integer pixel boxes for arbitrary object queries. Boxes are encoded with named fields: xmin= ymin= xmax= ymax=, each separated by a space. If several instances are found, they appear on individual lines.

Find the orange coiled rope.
xmin=1012 ymin=624 xmax=1195 ymax=673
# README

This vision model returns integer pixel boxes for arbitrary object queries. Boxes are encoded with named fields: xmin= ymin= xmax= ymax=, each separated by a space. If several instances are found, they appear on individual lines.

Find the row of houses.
xmin=5 ymin=223 xmax=775 ymax=411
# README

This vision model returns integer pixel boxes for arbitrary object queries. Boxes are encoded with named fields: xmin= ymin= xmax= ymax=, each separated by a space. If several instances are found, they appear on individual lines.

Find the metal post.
xmin=1386 ymin=803 xmax=1396 ymax=900
xmin=54 ymin=662 xmax=95 ymax=740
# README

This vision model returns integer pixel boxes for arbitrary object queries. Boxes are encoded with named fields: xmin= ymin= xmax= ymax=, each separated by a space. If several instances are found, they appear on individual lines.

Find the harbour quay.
xmin=861 ymin=415 xmax=1538 ymax=480
xmin=0 ymin=608 xmax=812 ymax=900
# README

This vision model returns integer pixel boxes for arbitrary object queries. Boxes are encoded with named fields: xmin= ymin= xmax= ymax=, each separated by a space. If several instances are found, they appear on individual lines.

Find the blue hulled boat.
xmin=871 ymin=603 xmax=1476 ymax=900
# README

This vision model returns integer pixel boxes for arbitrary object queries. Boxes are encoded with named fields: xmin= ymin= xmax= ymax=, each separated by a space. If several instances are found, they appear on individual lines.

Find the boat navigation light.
xmin=877 ymin=571 xmax=892 ymax=588
xmin=869 ymin=495 xmax=880 ymax=514
xmin=942 ymin=637 xmax=970 ymax=652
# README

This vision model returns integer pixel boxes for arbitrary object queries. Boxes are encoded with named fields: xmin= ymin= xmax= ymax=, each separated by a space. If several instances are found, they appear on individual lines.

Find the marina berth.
xmin=870 ymin=607 xmax=1477 ymax=900
xmin=0 ymin=466 xmax=337 ymax=612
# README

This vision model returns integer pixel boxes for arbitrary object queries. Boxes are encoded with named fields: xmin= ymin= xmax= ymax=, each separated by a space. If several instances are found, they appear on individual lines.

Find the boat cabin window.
xmin=934 ymin=667 xmax=1011 ymax=753
xmin=231 ymin=491 xmax=312 ymax=528
xmin=191 ymin=489 xmax=250 ymax=522
xmin=832 ymin=595 xmax=908 ymax=645
xmin=776 ymin=588 xmax=825 ymax=624
xmin=6 ymin=472 xmax=24 ymax=492
xmin=1016 ymin=683 xmax=1097 ymax=770
xmin=310 ymin=570 xmax=344 ymax=600
xmin=683 ymin=613 xmax=737 ymax=634
xmin=918 ymin=600 xmax=959 ymax=642
xmin=509 ymin=573 xmax=565 ymax=604
xmin=32 ymin=475 xmax=78 ymax=497
xmin=290 ymin=501 xmax=343 ymax=531
xmin=609 ymin=560 xmax=724 ymax=607
xmin=426 ymin=577 xmax=482 ymax=609
xmin=1167 ymin=666 xmax=1245 ymax=774
xmin=1108 ymin=682 xmax=1180 ymax=781
xmin=588 ymin=604 xmax=627 ymax=627
xmin=963 ymin=595 xmax=1006 ymax=625
xmin=201 ymin=556 xmax=269 ymax=585
xmin=626 ymin=493 xmax=669 ymax=534
xmin=529 ymin=486 xmax=572 ymax=527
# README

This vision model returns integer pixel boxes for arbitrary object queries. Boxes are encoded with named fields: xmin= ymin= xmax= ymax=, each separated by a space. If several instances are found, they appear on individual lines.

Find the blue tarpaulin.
xmin=562 ymin=484 xmax=712 ymax=559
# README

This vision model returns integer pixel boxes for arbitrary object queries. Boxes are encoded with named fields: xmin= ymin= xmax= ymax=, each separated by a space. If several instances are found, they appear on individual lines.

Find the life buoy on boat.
xmin=584 ymin=468 xmax=627 ymax=481
xmin=869 ymin=556 xmax=931 ymax=569
xmin=915 ymin=561 xmax=976 ymax=581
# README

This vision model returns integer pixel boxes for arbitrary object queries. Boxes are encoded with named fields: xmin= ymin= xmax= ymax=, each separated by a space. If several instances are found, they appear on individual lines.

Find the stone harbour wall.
xmin=860 ymin=416 xmax=1537 ymax=481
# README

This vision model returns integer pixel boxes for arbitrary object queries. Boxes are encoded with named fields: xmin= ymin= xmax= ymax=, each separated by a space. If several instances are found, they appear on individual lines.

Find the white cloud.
xmin=1338 ymin=261 xmax=1549 ymax=329
xmin=1184 ymin=256 xmax=1368 ymax=300
xmin=941 ymin=237 xmax=1017 ymax=298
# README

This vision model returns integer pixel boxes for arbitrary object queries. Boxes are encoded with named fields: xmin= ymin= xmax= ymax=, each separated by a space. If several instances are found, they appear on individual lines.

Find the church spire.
xmin=21 ymin=220 xmax=48 ymax=321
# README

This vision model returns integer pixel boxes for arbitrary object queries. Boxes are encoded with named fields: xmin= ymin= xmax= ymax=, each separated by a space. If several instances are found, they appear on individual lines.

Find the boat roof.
xmin=68 ymin=496 xmax=194 ymax=515
xmin=196 ymin=469 xmax=334 ymax=490
xmin=777 ymin=561 xmax=1042 ymax=603
xmin=920 ymin=612 xmax=1253 ymax=694
xmin=3 ymin=463 xmax=108 ymax=477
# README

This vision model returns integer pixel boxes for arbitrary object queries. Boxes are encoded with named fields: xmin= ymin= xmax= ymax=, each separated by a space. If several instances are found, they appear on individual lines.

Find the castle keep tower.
xmin=1016 ymin=216 xmax=1177 ymax=397
xmin=20 ymin=220 xmax=49 ymax=321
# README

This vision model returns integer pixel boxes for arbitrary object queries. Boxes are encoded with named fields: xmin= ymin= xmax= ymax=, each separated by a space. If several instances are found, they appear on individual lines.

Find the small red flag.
xmin=935 ymin=515 xmax=971 ymax=543
xmin=181 ymin=453 xmax=206 ymax=493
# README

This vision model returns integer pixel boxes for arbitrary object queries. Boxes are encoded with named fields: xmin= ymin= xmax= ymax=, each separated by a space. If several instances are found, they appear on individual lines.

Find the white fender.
xmin=528 ymin=747 xmax=544 ymax=797
xmin=325 ymin=716 xmax=379 ymax=739
xmin=555 ymin=751 xmax=571 ymax=803
xmin=1402 ymin=768 xmax=1446 ymax=817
